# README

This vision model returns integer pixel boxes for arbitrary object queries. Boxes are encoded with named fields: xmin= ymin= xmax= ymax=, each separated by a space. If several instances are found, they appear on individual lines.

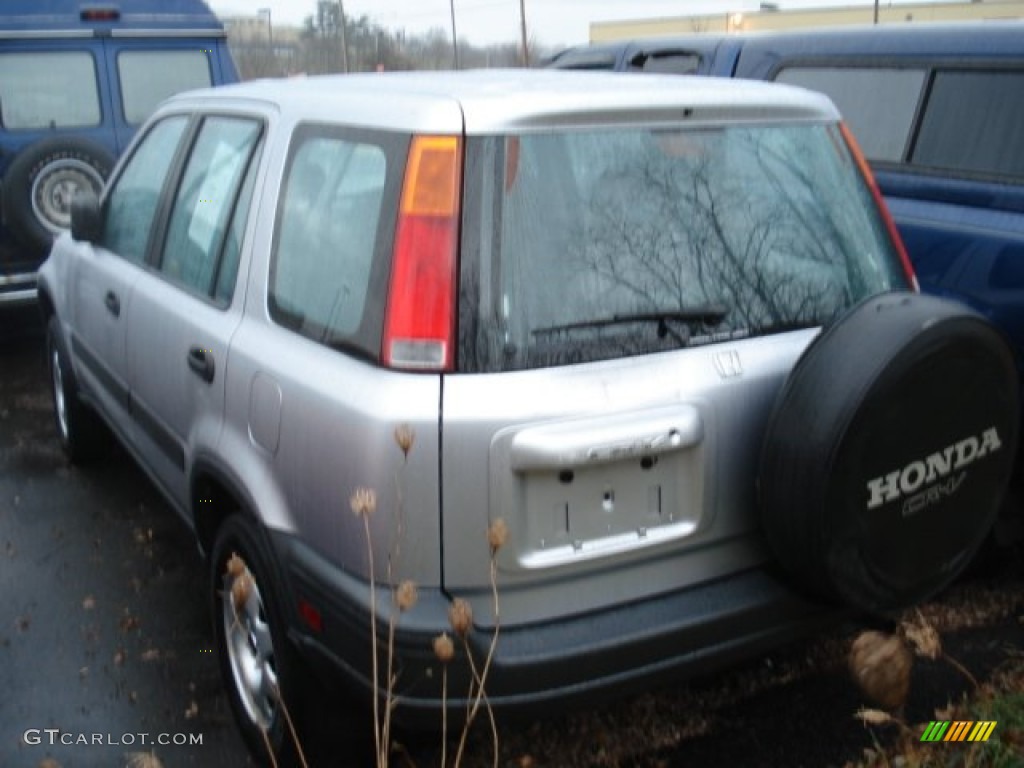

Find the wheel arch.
xmin=190 ymin=454 xmax=261 ymax=559
xmin=36 ymin=285 xmax=56 ymax=322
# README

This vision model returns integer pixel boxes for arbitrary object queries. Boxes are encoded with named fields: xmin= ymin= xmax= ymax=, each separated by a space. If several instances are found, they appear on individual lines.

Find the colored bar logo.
xmin=921 ymin=721 xmax=997 ymax=742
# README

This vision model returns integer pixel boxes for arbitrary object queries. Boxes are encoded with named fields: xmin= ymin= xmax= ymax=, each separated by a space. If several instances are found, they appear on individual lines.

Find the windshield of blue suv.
xmin=458 ymin=122 xmax=910 ymax=372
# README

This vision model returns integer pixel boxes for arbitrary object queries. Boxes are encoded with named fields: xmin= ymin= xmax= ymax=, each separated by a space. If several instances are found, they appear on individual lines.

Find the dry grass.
xmin=346 ymin=425 xmax=504 ymax=768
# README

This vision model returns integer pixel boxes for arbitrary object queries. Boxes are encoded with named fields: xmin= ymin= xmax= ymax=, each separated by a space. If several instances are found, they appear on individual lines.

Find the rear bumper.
xmin=273 ymin=532 xmax=839 ymax=728
xmin=0 ymin=271 xmax=38 ymax=306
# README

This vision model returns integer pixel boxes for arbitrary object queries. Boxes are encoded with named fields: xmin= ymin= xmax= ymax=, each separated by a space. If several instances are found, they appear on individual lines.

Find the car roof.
xmin=736 ymin=19 xmax=1024 ymax=56
xmin=575 ymin=20 xmax=1024 ymax=59
xmin=166 ymin=69 xmax=839 ymax=134
xmin=0 ymin=0 xmax=225 ymax=33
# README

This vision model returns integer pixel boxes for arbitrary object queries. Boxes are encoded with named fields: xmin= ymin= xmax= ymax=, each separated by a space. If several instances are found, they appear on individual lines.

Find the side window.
xmin=775 ymin=66 xmax=926 ymax=162
xmin=640 ymin=53 xmax=701 ymax=75
xmin=117 ymin=50 xmax=214 ymax=125
xmin=161 ymin=117 xmax=261 ymax=299
xmin=551 ymin=51 xmax=618 ymax=70
xmin=269 ymin=130 xmax=392 ymax=346
xmin=913 ymin=70 xmax=1024 ymax=181
xmin=102 ymin=116 xmax=188 ymax=263
xmin=0 ymin=52 xmax=100 ymax=129
xmin=215 ymin=147 xmax=261 ymax=304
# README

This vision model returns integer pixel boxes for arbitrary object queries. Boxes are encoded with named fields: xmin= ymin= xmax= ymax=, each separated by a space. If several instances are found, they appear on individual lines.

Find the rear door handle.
xmin=104 ymin=290 xmax=120 ymax=317
xmin=187 ymin=346 xmax=215 ymax=383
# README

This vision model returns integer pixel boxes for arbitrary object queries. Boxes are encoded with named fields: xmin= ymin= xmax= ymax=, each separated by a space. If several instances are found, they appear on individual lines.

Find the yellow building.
xmin=591 ymin=0 xmax=1024 ymax=41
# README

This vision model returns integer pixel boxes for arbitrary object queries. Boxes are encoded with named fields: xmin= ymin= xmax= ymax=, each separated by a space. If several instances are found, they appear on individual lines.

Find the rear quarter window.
xmin=268 ymin=124 xmax=404 ymax=358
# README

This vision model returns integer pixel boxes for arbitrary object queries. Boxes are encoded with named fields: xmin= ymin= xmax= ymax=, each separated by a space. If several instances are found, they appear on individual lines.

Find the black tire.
xmin=759 ymin=292 xmax=1019 ymax=615
xmin=211 ymin=515 xmax=309 ymax=768
xmin=46 ymin=314 xmax=108 ymax=463
xmin=2 ymin=137 xmax=115 ymax=253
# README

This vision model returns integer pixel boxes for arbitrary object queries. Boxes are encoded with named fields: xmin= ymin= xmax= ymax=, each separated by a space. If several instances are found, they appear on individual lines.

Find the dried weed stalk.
xmin=849 ymin=630 xmax=913 ymax=711
xmin=270 ymin=423 xmax=507 ymax=768
xmin=225 ymin=553 xmax=309 ymax=768
xmin=901 ymin=609 xmax=979 ymax=689
xmin=846 ymin=612 xmax=999 ymax=768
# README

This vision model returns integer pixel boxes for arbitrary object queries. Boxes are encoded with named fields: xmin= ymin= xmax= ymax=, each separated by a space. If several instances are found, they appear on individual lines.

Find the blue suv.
xmin=0 ymin=0 xmax=238 ymax=307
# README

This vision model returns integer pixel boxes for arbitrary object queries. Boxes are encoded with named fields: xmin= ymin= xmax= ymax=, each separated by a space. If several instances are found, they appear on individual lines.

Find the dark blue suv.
xmin=0 ymin=0 xmax=238 ymax=307
xmin=551 ymin=22 xmax=1024 ymax=373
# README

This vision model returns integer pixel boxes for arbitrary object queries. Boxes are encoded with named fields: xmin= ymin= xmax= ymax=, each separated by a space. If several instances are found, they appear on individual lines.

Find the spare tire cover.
xmin=759 ymin=292 xmax=1019 ymax=615
xmin=2 ymin=137 xmax=115 ymax=253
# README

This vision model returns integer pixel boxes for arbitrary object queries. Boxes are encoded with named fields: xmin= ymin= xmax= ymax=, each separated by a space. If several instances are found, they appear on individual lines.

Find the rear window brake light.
xmin=81 ymin=5 xmax=120 ymax=22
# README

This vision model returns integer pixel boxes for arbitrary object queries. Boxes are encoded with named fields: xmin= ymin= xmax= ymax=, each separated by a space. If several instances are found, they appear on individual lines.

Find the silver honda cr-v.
xmin=37 ymin=70 xmax=1019 ymax=765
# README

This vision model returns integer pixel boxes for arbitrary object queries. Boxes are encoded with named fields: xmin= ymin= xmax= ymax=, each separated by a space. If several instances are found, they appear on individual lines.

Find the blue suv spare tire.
xmin=759 ymin=292 xmax=1019 ymax=615
xmin=2 ymin=137 xmax=114 ymax=253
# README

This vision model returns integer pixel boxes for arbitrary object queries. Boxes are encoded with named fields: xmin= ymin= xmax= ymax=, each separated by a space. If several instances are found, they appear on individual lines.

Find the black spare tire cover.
xmin=759 ymin=292 xmax=1019 ymax=615
xmin=2 ymin=137 xmax=115 ymax=253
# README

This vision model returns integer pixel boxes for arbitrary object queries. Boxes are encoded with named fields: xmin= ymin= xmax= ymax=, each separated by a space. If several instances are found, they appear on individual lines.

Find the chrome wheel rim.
xmin=222 ymin=556 xmax=278 ymax=730
xmin=31 ymin=158 xmax=104 ymax=234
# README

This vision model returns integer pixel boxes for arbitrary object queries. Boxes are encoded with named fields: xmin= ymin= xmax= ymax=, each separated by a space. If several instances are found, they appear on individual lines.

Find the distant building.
xmin=591 ymin=0 xmax=1024 ymax=41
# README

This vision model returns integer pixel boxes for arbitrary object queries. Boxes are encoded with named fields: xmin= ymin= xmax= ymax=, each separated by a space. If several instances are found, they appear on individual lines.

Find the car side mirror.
xmin=70 ymin=189 xmax=103 ymax=243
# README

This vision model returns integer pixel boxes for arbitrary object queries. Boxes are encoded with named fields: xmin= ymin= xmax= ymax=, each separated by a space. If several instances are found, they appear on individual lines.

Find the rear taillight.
xmin=840 ymin=122 xmax=919 ymax=291
xmin=383 ymin=135 xmax=462 ymax=371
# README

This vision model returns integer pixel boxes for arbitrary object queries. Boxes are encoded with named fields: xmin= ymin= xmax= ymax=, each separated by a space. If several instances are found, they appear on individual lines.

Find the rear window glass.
xmin=775 ymin=67 xmax=925 ymax=162
xmin=912 ymin=69 xmax=1024 ymax=181
xmin=459 ymin=123 xmax=907 ymax=373
xmin=118 ymin=50 xmax=213 ymax=124
xmin=0 ymin=52 xmax=100 ymax=129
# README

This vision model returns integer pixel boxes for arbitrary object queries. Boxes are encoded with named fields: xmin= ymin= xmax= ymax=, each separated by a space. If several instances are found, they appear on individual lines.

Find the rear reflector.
xmin=840 ymin=122 xmax=919 ymax=292
xmin=383 ymin=135 xmax=462 ymax=371
xmin=298 ymin=598 xmax=322 ymax=633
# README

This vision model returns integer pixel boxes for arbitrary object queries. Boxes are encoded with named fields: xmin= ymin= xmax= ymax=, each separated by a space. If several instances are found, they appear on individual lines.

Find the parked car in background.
xmin=550 ymin=22 xmax=1024 ymax=379
xmin=0 ymin=0 xmax=238 ymax=308
xmin=38 ymin=70 xmax=1019 ymax=766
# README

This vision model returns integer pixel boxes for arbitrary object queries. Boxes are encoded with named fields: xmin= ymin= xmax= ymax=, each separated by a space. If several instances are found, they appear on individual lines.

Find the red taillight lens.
xmin=840 ymin=122 xmax=919 ymax=291
xmin=383 ymin=135 xmax=462 ymax=371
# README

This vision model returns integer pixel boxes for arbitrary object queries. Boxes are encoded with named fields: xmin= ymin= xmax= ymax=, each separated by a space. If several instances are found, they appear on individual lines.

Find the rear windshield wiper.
xmin=533 ymin=306 xmax=728 ymax=337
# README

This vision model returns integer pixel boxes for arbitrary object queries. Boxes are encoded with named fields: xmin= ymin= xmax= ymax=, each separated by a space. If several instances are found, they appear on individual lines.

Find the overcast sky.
xmin=207 ymin=0 xmax=950 ymax=48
